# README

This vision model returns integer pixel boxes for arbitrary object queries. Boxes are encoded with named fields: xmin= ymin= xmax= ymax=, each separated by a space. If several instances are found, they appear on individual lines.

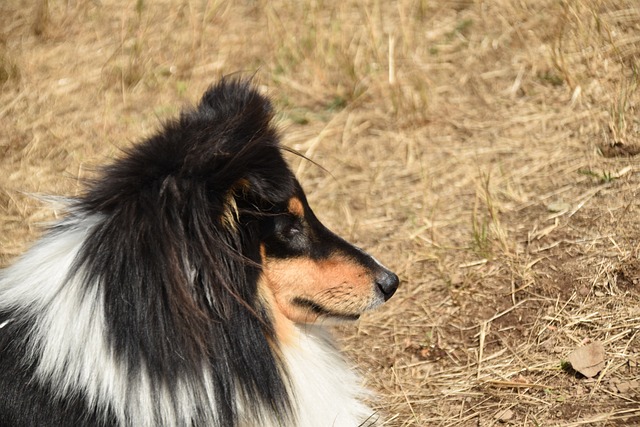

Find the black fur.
xmin=0 ymin=313 xmax=115 ymax=427
xmin=76 ymin=79 xmax=294 ymax=426
xmin=0 ymin=78 xmax=399 ymax=427
xmin=0 ymin=79 xmax=295 ymax=427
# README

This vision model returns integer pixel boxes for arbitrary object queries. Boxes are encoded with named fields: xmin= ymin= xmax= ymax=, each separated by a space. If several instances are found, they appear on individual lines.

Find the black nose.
xmin=376 ymin=270 xmax=399 ymax=301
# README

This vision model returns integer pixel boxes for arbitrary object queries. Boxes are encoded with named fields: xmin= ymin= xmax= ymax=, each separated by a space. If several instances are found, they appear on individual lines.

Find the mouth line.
xmin=291 ymin=297 xmax=361 ymax=321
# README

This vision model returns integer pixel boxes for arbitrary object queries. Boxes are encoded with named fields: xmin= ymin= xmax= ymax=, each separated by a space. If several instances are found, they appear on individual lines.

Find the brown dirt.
xmin=2 ymin=0 xmax=640 ymax=425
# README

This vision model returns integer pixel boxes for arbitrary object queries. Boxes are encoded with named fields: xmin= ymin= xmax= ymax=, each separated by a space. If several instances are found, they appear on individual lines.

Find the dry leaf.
xmin=567 ymin=341 xmax=605 ymax=378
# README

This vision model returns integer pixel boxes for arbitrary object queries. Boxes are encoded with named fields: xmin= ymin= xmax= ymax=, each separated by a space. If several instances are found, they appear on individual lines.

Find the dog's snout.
xmin=375 ymin=270 xmax=399 ymax=301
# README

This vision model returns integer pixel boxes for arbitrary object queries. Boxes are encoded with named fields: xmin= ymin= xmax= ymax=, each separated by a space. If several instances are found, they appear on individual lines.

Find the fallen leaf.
xmin=567 ymin=341 xmax=605 ymax=378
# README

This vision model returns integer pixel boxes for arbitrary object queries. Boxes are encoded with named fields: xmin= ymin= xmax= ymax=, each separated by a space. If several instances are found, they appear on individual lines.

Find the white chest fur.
xmin=274 ymin=325 xmax=376 ymax=427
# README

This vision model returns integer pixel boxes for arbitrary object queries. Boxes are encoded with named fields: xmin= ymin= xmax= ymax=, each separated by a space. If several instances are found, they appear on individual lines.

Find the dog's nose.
xmin=376 ymin=270 xmax=399 ymax=301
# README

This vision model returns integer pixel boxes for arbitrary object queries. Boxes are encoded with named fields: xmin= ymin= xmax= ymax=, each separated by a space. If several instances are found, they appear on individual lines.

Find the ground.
xmin=1 ymin=0 xmax=639 ymax=426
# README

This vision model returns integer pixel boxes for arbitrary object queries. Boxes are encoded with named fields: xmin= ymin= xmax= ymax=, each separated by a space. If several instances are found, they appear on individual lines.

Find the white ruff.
xmin=0 ymin=214 xmax=376 ymax=426
xmin=278 ymin=325 xmax=376 ymax=427
xmin=0 ymin=215 xmax=219 ymax=426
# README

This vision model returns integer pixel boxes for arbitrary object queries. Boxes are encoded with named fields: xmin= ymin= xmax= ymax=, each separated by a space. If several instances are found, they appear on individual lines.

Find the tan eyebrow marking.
xmin=288 ymin=197 xmax=304 ymax=217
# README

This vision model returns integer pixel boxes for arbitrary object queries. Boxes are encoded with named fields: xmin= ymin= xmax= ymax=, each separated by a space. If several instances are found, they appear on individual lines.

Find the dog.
xmin=0 ymin=78 xmax=399 ymax=427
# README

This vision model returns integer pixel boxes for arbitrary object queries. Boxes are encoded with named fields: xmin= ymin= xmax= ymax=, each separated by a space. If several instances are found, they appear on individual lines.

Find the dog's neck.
xmin=253 ymin=324 xmax=376 ymax=427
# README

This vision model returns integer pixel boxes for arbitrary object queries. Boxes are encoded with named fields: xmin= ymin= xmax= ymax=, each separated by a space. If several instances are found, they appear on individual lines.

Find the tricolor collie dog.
xmin=0 ymin=79 xmax=399 ymax=427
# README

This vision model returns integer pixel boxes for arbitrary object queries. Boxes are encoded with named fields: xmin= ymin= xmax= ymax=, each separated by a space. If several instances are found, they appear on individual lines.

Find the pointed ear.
xmin=195 ymin=78 xmax=275 ymax=150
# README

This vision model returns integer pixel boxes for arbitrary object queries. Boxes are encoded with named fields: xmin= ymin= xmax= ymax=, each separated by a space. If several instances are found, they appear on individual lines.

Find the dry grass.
xmin=2 ymin=0 xmax=640 ymax=425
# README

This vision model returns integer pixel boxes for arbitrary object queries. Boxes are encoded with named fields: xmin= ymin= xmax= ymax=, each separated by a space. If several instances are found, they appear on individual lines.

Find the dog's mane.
xmin=67 ymin=78 xmax=295 ymax=425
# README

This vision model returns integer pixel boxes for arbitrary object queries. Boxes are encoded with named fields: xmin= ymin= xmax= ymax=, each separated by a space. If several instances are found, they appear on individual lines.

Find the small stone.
xmin=541 ymin=338 xmax=555 ymax=352
xmin=616 ymin=380 xmax=640 ymax=393
xmin=547 ymin=201 xmax=571 ymax=212
xmin=616 ymin=382 xmax=631 ymax=393
xmin=494 ymin=408 xmax=514 ymax=422
xmin=450 ymin=273 xmax=464 ymax=287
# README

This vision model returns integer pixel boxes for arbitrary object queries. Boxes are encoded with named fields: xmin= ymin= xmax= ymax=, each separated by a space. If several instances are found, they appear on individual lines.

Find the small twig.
xmin=485 ymin=379 xmax=555 ymax=389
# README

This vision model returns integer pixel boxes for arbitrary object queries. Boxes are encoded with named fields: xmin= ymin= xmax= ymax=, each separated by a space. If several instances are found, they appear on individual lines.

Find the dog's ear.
xmin=197 ymin=78 xmax=273 ymax=137
xmin=192 ymin=78 xmax=297 ymax=216
xmin=82 ymin=78 xmax=295 ymax=217
xmin=197 ymin=78 xmax=296 ymax=201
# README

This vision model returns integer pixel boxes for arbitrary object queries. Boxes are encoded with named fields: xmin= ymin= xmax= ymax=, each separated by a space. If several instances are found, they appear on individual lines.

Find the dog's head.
xmin=194 ymin=82 xmax=399 ymax=326
xmin=257 ymin=183 xmax=398 ymax=324
xmin=83 ymin=78 xmax=398 ymax=328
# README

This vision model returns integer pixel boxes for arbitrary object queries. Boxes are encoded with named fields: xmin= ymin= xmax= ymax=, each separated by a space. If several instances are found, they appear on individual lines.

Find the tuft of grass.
xmin=607 ymin=64 xmax=639 ymax=145
xmin=101 ymin=3 xmax=151 ymax=90
xmin=578 ymin=168 xmax=617 ymax=184
xmin=548 ymin=0 xmax=640 ymax=147
xmin=326 ymin=95 xmax=347 ymax=112
xmin=537 ymin=70 xmax=564 ymax=87
xmin=0 ymin=52 xmax=20 ymax=86
xmin=32 ymin=0 xmax=50 ymax=37
xmin=471 ymin=210 xmax=491 ymax=259
xmin=176 ymin=81 xmax=188 ymax=96
xmin=560 ymin=360 xmax=572 ymax=372
xmin=469 ymin=171 xmax=511 ymax=259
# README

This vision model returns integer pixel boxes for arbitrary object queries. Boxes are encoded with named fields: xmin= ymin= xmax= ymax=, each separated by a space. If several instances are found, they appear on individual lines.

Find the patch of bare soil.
xmin=599 ymin=143 xmax=640 ymax=158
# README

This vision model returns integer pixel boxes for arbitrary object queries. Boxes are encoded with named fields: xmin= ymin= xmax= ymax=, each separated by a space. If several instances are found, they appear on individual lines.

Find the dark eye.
xmin=275 ymin=215 xmax=303 ymax=239
xmin=282 ymin=221 xmax=303 ymax=238
xmin=264 ymin=213 xmax=311 ymax=257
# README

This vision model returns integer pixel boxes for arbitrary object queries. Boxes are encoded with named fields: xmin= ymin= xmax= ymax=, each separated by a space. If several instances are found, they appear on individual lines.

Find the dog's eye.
xmin=282 ymin=222 xmax=302 ymax=238
xmin=274 ymin=215 xmax=303 ymax=240
xmin=265 ymin=214 xmax=310 ymax=255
